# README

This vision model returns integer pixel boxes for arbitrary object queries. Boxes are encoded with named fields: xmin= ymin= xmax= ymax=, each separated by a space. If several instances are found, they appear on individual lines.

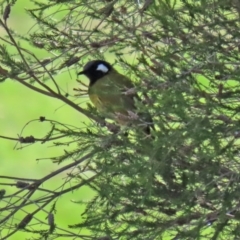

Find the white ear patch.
xmin=97 ymin=64 xmax=109 ymax=73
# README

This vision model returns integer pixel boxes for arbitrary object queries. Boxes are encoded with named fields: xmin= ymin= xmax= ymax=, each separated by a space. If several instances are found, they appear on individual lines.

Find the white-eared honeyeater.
xmin=78 ymin=60 xmax=153 ymax=134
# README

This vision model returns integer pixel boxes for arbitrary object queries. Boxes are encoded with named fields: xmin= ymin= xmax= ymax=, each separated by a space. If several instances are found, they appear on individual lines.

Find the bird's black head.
xmin=78 ymin=60 xmax=112 ymax=86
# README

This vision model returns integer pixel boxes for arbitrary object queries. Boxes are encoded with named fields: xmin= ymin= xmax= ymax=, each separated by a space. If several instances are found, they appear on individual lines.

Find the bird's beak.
xmin=78 ymin=70 xmax=85 ymax=75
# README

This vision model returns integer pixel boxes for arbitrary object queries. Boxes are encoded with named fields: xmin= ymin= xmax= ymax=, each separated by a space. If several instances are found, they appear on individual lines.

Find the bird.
xmin=78 ymin=59 xmax=153 ymax=135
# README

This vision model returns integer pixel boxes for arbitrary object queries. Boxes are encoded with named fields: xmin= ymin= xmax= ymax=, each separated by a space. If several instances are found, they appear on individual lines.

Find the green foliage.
xmin=1 ymin=0 xmax=240 ymax=239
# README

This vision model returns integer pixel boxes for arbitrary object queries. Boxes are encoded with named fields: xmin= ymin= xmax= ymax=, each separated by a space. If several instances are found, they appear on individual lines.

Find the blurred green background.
xmin=0 ymin=0 xmax=95 ymax=239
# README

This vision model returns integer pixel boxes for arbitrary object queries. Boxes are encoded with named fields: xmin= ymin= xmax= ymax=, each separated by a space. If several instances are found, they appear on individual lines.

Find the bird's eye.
xmin=96 ymin=64 xmax=109 ymax=73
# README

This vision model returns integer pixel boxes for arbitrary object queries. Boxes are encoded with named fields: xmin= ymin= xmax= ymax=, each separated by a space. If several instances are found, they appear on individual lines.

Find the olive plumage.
xmin=78 ymin=60 xmax=152 ymax=134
